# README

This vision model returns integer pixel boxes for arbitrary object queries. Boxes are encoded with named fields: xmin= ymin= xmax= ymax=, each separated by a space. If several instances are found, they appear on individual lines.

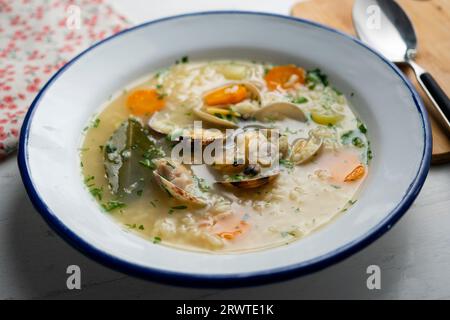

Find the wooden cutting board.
xmin=292 ymin=0 xmax=450 ymax=164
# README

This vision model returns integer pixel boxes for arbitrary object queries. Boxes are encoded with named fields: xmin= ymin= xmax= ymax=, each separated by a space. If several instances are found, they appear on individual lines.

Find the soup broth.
xmin=80 ymin=60 xmax=370 ymax=253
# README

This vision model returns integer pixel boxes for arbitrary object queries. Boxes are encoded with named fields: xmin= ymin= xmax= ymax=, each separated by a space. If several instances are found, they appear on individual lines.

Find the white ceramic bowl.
xmin=18 ymin=12 xmax=431 ymax=286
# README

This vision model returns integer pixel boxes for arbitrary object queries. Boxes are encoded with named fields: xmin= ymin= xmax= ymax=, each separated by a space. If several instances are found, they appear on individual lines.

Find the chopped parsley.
xmin=175 ymin=56 xmax=189 ymax=64
xmin=171 ymin=205 xmax=188 ymax=210
xmin=102 ymin=200 xmax=126 ymax=212
xmin=125 ymin=224 xmax=145 ymax=230
xmin=306 ymin=68 xmax=329 ymax=88
xmin=279 ymin=159 xmax=294 ymax=170
xmin=194 ymin=176 xmax=210 ymax=192
xmin=157 ymin=92 xmax=167 ymax=100
xmin=90 ymin=187 xmax=103 ymax=201
xmin=341 ymin=130 xmax=353 ymax=144
xmin=92 ymin=118 xmax=100 ymax=128
xmin=332 ymin=87 xmax=343 ymax=96
xmin=153 ymin=236 xmax=162 ymax=244
xmin=292 ymin=96 xmax=308 ymax=104
xmin=143 ymin=145 xmax=165 ymax=160
xmin=84 ymin=175 xmax=95 ymax=185
xmin=284 ymin=127 xmax=298 ymax=134
xmin=367 ymin=141 xmax=373 ymax=163
xmin=105 ymin=145 xmax=117 ymax=154
xmin=358 ymin=122 xmax=368 ymax=134
xmin=139 ymin=158 xmax=155 ymax=169
xmin=352 ymin=137 xmax=365 ymax=148
xmin=229 ymin=174 xmax=244 ymax=181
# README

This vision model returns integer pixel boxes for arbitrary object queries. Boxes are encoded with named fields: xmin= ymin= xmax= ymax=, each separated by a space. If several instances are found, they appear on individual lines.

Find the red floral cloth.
xmin=0 ymin=0 xmax=129 ymax=159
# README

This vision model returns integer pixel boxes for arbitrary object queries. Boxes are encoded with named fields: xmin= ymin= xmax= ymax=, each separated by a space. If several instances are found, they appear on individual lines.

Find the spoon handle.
xmin=409 ymin=61 xmax=450 ymax=132
xmin=420 ymin=73 xmax=450 ymax=121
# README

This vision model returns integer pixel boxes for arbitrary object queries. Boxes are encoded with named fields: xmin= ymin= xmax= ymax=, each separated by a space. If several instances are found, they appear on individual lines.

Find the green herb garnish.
xmin=279 ymin=159 xmax=294 ymax=170
xmin=306 ymin=68 xmax=329 ymax=88
xmin=194 ymin=176 xmax=210 ymax=192
xmin=102 ymin=201 xmax=126 ymax=212
xmin=84 ymin=175 xmax=95 ymax=185
xmin=153 ymin=237 xmax=161 ymax=244
xmin=229 ymin=174 xmax=244 ymax=181
xmin=352 ymin=137 xmax=365 ymax=148
xmin=292 ymin=96 xmax=308 ymax=104
xmin=92 ymin=118 xmax=100 ymax=128
xmin=341 ymin=130 xmax=353 ymax=144
xmin=171 ymin=205 xmax=188 ymax=210
xmin=139 ymin=159 xmax=155 ymax=169
xmin=90 ymin=187 xmax=103 ymax=201
xmin=143 ymin=145 xmax=165 ymax=160
xmin=358 ymin=122 xmax=367 ymax=134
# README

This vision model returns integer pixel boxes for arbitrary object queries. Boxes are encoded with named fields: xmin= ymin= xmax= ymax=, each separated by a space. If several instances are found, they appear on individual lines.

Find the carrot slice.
xmin=126 ymin=89 xmax=165 ymax=115
xmin=264 ymin=65 xmax=306 ymax=91
xmin=215 ymin=220 xmax=249 ymax=240
xmin=344 ymin=164 xmax=365 ymax=182
xmin=204 ymin=84 xmax=248 ymax=106
xmin=217 ymin=231 xmax=241 ymax=240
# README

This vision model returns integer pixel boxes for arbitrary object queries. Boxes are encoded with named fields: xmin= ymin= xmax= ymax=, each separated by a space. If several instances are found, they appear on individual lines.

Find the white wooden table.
xmin=1 ymin=0 xmax=449 ymax=300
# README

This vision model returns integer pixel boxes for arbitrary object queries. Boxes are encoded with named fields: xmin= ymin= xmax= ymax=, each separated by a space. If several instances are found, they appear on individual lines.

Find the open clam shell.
xmin=148 ymin=111 xmax=172 ymax=135
xmin=217 ymin=171 xmax=279 ymax=189
xmin=177 ymin=128 xmax=225 ymax=146
xmin=194 ymin=81 xmax=263 ymax=128
xmin=202 ymin=81 xmax=262 ymax=105
xmin=149 ymin=112 xmax=225 ymax=145
xmin=153 ymin=159 xmax=208 ymax=206
xmin=252 ymin=102 xmax=307 ymax=122
xmin=193 ymin=108 xmax=239 ymax=128
xmin=290 ymin=135 xmax=323 ymax=164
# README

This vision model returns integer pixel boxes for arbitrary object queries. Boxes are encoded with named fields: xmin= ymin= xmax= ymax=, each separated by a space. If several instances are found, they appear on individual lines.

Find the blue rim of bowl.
xmin=18 ymin=11 xmax=431 ymax=287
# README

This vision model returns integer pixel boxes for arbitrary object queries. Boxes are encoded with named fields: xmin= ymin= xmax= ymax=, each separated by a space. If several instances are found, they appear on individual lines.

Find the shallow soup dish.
xmin=19 ymin=12 xmax=431 ymax=285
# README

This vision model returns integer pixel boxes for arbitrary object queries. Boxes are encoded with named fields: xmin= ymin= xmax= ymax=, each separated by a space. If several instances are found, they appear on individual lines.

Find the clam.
xmin=148 ymin=111 xmax=177 ymax=135
xmin=193 ymin=107 xmax=239 ymax=128
xmin=252 ymin=102 xmax=307 ymax=122
xmin=290 ymin=135 xmax=323 ymax=164
xmin=217 ymin=171 xmax=280 ymax=189
xmin=211 ymin=156 xmax=246 ymax=173
xmin=202 ymin=81 xmax=262 ymax=105
xmin=149 ymin=112 xmax=225 ymax=145
xmin=193 ymin=82 xmax=262 ymax=128
xmin=278 ymin=134 xmax=289 ymax=159
xmin=176 ymin=128 xmax=224 ymax=146
xmin=153 ymin=158 xmax=208 ymax=206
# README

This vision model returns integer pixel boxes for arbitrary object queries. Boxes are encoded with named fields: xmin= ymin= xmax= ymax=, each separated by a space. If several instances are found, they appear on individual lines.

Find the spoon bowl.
xmin=353 ymin=0 xmax=417 ymax=64
xmin=353 ymin=0 xmax=450 ymax=131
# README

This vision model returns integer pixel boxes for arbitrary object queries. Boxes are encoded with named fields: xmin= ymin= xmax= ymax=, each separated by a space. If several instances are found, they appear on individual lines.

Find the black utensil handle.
xmin=420 ymin=72 xmax=450 ymax=121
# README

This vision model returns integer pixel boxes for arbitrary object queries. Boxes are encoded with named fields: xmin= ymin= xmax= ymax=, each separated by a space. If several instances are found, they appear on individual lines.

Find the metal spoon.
xmin=352 ymin=0 xmax=450 ymax=132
